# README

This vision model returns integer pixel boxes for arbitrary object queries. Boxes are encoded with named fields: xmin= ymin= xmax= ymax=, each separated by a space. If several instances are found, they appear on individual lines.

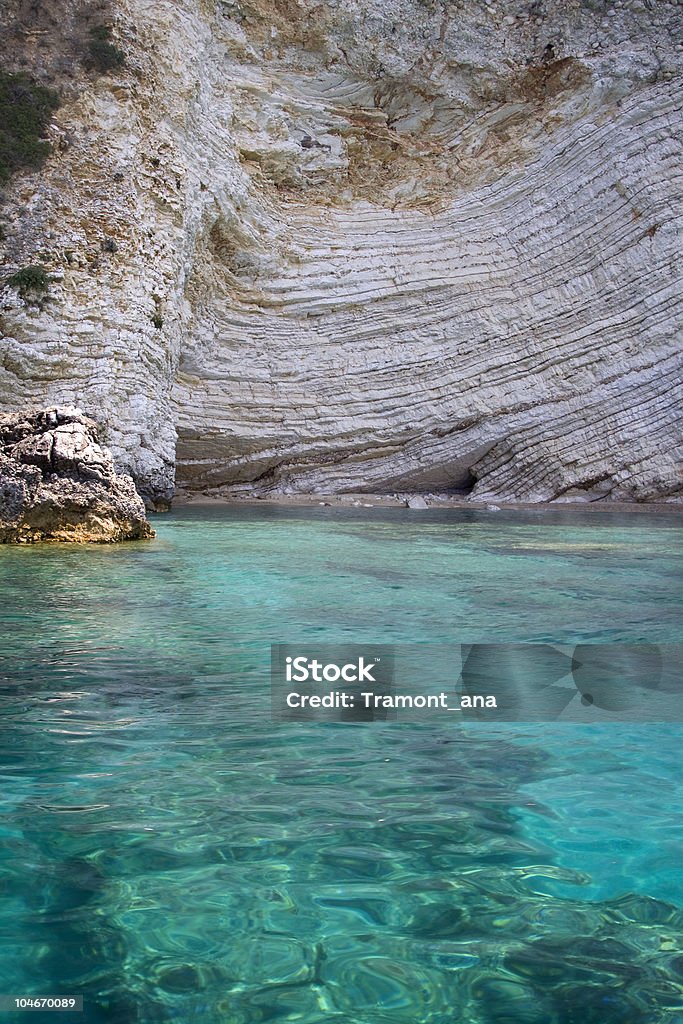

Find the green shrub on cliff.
xmin=6 ymin=265 xmax=50 ymax=301
xmin=0 ymin=71 xmax=60 ymax=184
xmin=84 ymin=25 xmax=126 ymax=73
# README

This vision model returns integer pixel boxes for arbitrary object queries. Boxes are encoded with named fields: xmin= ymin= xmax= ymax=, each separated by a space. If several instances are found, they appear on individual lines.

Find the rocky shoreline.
xmin=1 ymin=2 xmax=681 ymax=508
xmin=0 ymin=406 xmax=677 ymax=545
xmin=0 ymin=408 xmax=154 ymax=543
xmin=171 ymin=490 xmax=681 ymax=515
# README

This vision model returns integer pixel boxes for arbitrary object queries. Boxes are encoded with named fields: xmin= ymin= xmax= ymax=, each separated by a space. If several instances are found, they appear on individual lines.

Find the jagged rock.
xmin=406 ymin=496 xmax=429 ymax=509
xmin=0 ymin=408 xmax=155 ymax=543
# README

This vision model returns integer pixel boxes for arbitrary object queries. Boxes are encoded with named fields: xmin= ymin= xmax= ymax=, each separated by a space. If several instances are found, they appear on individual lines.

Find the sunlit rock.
xmin=0 ymin=0 xmax=680 ymax=503
xmin=0 ymin=407 xmax=154 ymax=542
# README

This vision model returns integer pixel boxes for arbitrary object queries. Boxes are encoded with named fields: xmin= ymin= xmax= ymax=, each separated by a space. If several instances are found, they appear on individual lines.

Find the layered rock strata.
xmin=0 ymin=407 xmax=154 ymax=542
xmin=0 ymin=0 xmax=681 ymax=503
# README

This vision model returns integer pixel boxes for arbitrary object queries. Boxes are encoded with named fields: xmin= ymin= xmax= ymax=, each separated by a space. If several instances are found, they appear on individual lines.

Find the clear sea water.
xmin=0 ymin=505 xmax=682 ymax=1024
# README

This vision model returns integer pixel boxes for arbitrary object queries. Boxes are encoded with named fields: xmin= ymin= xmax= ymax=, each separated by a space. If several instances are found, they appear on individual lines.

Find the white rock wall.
xmin=1 ymin=0 xmax=681 ymax=502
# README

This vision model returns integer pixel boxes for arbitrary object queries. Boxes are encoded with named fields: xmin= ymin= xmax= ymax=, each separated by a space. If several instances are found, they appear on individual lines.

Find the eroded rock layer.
xmin=0 ymin=0 xmax=681 ymax=503
xmin=0 ymin=407 xmax=154 ymax=542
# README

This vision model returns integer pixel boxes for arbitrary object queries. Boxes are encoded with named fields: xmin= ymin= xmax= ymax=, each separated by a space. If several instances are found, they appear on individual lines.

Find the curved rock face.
xmin=0 ymin=408 xmax=154 ymax=542
xmin=0 ymin=0 xmax=681 ymax=503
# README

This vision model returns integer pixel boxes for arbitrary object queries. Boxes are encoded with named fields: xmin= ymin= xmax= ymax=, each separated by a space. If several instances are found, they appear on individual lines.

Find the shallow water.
xmin=0 ymin=505 xmax=682 ymax=1023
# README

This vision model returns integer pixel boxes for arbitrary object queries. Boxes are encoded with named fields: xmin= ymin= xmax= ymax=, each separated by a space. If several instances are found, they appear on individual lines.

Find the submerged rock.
xmin=0 ymin=408 xmax=155 ymax=543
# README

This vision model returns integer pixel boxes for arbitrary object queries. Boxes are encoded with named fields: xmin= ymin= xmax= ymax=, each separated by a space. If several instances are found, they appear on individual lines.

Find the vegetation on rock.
xmin=6 ymin=264 xmax=51 ymax=301
xmin=0 ymin=71 xmax=60 ymax=185
xmin=84 ymin=25 xmax=126 ymax=73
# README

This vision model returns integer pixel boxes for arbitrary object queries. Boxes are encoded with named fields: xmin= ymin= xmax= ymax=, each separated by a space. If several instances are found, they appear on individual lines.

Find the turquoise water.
xmin=0 ymin=505 xmax=682 ymax=1023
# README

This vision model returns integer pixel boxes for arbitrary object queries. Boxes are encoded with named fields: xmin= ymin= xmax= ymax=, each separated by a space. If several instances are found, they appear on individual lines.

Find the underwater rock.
xmin=0 ymin=407 xmax=154 ymax=543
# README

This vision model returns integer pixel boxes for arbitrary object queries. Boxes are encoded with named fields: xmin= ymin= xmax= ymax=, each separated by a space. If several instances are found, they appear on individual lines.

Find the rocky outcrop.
xmin=0 ymin=0 xmax=681 ymax=503
xmin=0 ymin=408 xmax=154 ymax=542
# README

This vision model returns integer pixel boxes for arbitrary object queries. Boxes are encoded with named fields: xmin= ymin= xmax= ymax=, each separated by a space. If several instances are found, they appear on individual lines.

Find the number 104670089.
xmin=0 ymin=996 xmax=83 ymax=1012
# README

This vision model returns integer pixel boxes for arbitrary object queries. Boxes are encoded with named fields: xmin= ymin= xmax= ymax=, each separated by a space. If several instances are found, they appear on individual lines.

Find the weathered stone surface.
xmin=0 ymin=408 xmax=154 ymax=542
xmin=0 ymin=0 xmax=681 ymax=504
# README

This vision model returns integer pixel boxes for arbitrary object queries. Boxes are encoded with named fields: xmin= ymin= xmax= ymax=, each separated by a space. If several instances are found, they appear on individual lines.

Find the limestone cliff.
xmin=0 ymin=0 xmax=681 ymax=505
